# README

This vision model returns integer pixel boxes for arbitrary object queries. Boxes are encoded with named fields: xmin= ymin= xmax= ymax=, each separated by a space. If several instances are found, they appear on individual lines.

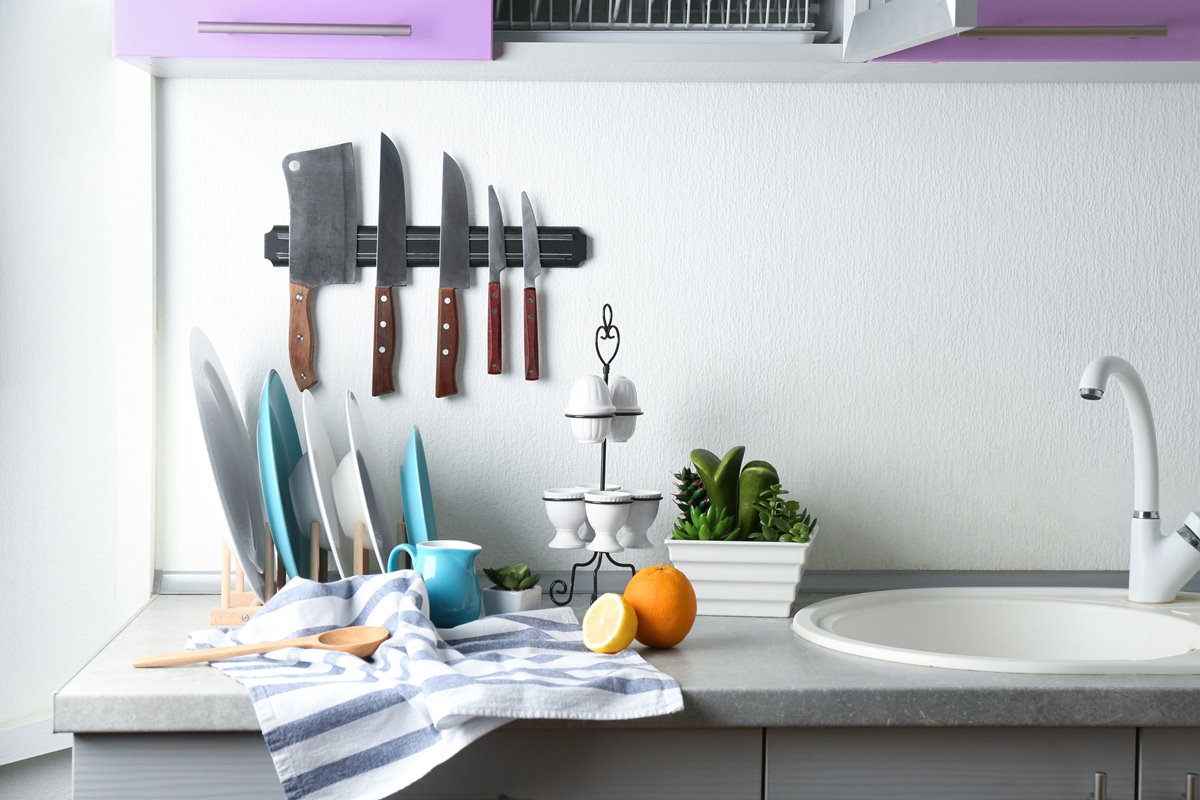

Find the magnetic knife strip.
xmin=264 ymin=225 xmax=588 ymax=268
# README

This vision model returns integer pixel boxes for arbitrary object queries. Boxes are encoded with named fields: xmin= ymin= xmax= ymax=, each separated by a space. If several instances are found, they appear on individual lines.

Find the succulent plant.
xmin=484 ymin=563 xmax=541 ymax=591
xmin=690 ymin=446 xmax=745 ymax=527
xmin=738 ymin=460 xmax=780 ymax=540
xmin=751 ymin=484 xmax=817 ymax=543
xmin=672 ymin=504 xmax=738 ymax=541
xmin=673 ymin=465 xmax=710 ymax=519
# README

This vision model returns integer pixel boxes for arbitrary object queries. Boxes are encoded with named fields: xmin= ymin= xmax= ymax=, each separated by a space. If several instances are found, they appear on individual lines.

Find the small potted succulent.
xmin=665 ymin=447 xmax=820 ymax=618
xmin=481 ymin=563 xmax=543 ymax=615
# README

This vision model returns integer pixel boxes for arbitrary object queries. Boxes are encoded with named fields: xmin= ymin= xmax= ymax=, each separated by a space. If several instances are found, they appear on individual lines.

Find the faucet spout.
xmin=1078 ymin=355 xmax=1159 ymax=517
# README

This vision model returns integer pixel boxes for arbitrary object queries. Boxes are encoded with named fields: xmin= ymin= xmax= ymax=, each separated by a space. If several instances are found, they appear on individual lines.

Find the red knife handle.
xmin=289 ymin=282 xmax=318 ymax=390
xmin=487 ymin=281 xmax=502 ymax=375
xmin=371 ymin=286 xmax=397 ymax=397
xmin=524 ymin=287 xmax=539 ymax=381
xmin=435 ymin=287 xmax=460 ymax=398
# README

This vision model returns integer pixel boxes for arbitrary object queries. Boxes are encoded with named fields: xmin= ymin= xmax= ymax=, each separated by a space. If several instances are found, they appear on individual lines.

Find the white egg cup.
xmin=584 ymin=491 xmax=633 ymax=553
xmin=575 ymin=483 xmax=620 ymax=543
xmin=565 ymin=375 xmax=616 ymax=444
xmin=543 ymin=489 xmax=586 ymax=550
xmin=619 ymin=491 xmax=662 ymax=550
xmin=607 ymin=374 xmax=643 ymax=443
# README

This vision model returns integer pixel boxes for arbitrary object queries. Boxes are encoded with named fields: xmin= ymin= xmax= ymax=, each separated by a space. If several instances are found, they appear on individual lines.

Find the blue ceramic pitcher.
xmin=387 ymin=540 xmax=482 ymax=627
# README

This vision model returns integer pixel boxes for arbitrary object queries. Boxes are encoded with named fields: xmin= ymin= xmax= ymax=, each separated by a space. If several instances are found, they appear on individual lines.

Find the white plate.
xmin=333 ymin=391 xmax=398 ymax=571
xmin=300 ymin=390 xmax=354 ymax=578
xmin=188 ymin=329 xmax=266 ymax=601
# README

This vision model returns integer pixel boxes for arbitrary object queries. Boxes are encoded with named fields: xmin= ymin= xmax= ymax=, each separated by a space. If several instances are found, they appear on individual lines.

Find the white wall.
xmin=0 ymin=0 xmax=151 ymax=754
xmin=156 ymin=79 xmax=1200 ymax=577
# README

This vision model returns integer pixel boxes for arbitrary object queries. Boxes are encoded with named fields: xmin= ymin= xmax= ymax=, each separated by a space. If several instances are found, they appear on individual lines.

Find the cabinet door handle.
xmin=1186 ymin=772 xmax=1199 ymax=800
xmin=198 ymin=22 xmax=412 ymax=37
xmin=1092 ymin=771 xmax=1107 ymax=800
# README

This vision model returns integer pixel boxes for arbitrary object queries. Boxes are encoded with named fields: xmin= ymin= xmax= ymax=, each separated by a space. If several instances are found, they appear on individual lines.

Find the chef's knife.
xmin=282 ymin=143 xmax=356 ymax=390
xmin=372 ymin=133 xmax=407 ymax=397
xmin=486 ymin=186 xmax=506 ymax=375
xmin=521 ymin=192 xmax=542 ymax=381
xmin=436 ymin=154 xmax=469 ymax=398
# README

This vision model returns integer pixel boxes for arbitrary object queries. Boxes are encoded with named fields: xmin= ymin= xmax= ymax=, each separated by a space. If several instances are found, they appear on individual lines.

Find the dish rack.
xmin=495 ymin=0 xmax=822 ymax=33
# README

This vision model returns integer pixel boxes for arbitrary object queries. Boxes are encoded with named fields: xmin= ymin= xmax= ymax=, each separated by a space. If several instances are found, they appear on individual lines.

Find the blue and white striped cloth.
xmin=186 ymin=573 xmax=683 ymax=800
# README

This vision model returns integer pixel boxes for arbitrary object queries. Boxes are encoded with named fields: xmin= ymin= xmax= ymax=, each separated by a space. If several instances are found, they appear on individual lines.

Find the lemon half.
xmin=582 ymin=593 xmax=638 ymax=654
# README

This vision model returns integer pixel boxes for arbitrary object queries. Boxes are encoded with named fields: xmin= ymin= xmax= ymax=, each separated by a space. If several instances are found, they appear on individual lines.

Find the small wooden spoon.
xmin=133 ymin=625 xmax=391 ymax=668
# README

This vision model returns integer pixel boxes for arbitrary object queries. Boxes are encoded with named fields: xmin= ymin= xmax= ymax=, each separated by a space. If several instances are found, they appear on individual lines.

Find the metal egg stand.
xmin=549 ymin=304 xmax=647 ymax=606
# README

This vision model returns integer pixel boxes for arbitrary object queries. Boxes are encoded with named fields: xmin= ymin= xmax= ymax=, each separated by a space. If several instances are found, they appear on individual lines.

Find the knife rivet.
xmin=379 ymin=321 xmax=387 ymax=328
xmin=287 ymin=160 xmax=300 ymax=172
xmin=295 ymin=294 xmax=303 ymax=302
xmin=442 ymin=349 xmax=449 ymax=356
xmin=296 ymin=333 xmax=304 ymax=341
xmin=444 ymin=297 xmax=451 ymax=304
xmin=300 ymin=372 xmax=307 ymax=380
xmin=380 ymin=294 xmax=388 ymax=302
xmin=242 ymin=613 xmax=251 ymax=622
xmin=442 ymin=323 xmax=450 ymax=330
xmin=378 ymin=346 xmax=386 ymax=354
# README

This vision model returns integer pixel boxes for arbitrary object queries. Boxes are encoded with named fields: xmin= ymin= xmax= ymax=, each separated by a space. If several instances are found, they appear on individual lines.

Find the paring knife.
xmin=521 ymin=192 xmax=543 ymax=381
xmin=282 ymin=142 xmax=356 ymax=390
xmin=372 ymin=133 xmax=407 ymax=397
xmin=486 ymin=186 xmax=506 ymax=375
xmin=436 ymin=154 xmax=469 ymax=398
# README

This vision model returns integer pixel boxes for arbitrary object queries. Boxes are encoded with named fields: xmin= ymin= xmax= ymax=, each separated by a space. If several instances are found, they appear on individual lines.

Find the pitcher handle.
xmin=387 ymin=543 xmax=416 ymax=573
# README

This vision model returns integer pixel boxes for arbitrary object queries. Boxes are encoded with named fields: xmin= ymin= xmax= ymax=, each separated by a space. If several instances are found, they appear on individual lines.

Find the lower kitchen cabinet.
xmin=765 ymin=728 xmax=1137 ymax=800
xmin=73 ymin=729 xmax=763 ymax=800
xmin=1139 ymin=729 xmax=1200 ymax=800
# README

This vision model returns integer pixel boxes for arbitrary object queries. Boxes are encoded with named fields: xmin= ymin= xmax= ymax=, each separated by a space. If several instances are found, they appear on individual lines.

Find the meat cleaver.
xmin=282 ymin=143 xmax=357 ymax=390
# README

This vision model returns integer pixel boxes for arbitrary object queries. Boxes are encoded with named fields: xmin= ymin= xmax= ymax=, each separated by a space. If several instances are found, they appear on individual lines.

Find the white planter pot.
xmin=482 ymin=585 xmax=543 ymax=616
xmin=665 ymin=538 xmax=811 ymax=618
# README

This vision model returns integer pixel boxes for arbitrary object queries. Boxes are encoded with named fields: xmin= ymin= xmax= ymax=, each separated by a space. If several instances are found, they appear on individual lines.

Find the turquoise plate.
xmin=400 ymin=425 xmax=438 ymax=547
xmin=257 ymin=370 xmax=307 ymax=578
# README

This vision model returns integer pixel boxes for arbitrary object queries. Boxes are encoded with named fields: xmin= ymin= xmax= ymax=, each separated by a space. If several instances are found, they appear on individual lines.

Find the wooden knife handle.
xmin=487 ymin=281 xmax=502 ymax=375
xmin=435 ymin=287 xmax=459 ymax=398
xmin=289 ymin=282 xmax=318 ymax=390
xmin=524 ymin=287 xmax=539 ymax=381
xmin=371 ymin=286 xmax=397 ymax=397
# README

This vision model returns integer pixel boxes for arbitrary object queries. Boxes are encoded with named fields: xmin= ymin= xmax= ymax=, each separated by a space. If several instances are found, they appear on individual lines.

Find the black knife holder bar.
xmin=264 ymin=225 xmax=588 ymax=269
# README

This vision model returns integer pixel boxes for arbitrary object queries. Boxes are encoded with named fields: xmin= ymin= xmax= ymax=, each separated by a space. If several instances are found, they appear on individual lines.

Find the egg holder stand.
xmin=210 ymin=521 xmax=386 ymax=625
xmin=549 ymin=304 xmax=642 ymax=607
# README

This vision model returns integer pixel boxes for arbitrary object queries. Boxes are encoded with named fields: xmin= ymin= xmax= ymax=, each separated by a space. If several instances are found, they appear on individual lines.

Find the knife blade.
xmin=436 ymin=153 xmax=469 ymax=398
xmin=282 ymin=142 xmax=356 ymax=390
xmin=521 ymin=191 xmax=543 ymax=382
xmin=486 ymin=185 xmax=506 ymax=375
xmin=372 ymin=133 xmax=407 ymax=397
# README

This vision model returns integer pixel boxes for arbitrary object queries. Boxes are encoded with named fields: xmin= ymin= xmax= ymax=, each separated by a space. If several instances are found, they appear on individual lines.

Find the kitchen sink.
xmin=791 ymin=587 xmax=1200 ymax=674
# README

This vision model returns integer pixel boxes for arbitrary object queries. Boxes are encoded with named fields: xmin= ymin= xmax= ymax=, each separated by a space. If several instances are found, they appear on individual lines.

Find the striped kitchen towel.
xmin=186 ymin=572 xmax=683 ymax=800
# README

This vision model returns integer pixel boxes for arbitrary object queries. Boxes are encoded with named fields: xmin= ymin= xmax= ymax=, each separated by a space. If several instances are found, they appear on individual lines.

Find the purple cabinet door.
xmin=114 ymin=0 xmax=493 ymax=61
xmin=880 ymin=0 xmax=1199 ymax=62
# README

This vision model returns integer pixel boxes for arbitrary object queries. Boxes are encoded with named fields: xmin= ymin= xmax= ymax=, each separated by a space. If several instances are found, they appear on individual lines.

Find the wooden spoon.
xmin=132 ymin=625 xmax=391 ymax=668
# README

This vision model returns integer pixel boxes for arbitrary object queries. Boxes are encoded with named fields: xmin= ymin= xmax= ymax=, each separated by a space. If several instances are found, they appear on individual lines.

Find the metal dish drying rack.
xmin=495 ymin=0 xmax=824 ymax=35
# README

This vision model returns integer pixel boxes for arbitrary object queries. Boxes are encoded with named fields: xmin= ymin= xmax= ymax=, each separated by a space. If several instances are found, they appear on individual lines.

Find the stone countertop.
xmin=54 ymin=593 xmax=1200 ymax=734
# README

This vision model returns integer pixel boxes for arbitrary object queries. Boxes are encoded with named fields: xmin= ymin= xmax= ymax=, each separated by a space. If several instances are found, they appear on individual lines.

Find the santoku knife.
xmin=521 ymin=191 xmax=543 ymax=381
xmin=282 ymin=142 xmax=356 ymax=390
xmin=372 ymin=133 xmax=407 ymax=397
xmin=436 ymin=154 xmax=469 ymax=398
xmin=486 ymin=185 xmax=506 ymax=375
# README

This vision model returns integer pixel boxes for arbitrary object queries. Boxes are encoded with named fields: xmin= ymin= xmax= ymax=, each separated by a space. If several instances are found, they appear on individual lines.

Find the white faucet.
xmin=1079 ymin=355 xmax=1200 ymax=603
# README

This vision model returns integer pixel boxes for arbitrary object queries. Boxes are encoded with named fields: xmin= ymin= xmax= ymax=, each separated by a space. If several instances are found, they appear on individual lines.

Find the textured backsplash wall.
xmin=157 ymin=79 xmax=1200 ymax=575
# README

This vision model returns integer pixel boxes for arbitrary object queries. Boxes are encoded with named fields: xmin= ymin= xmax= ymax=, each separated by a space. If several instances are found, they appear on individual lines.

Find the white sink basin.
xmin=792 ymin=587 xmax=1200 ymax=674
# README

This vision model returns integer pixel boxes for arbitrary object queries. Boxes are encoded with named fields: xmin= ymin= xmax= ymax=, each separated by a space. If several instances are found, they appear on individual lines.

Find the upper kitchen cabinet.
xmin=113 ymin=0 xmax=493 ymax=72
xmin=110 ymin=0 xmax=977 ymax=80
xmin=880 ymin=0 xmax=1195 ymax=63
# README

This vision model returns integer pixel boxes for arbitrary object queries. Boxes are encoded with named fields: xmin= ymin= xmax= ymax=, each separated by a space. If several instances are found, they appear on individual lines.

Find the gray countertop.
xmin=54 ymin=593 xmax=1200 ymax=733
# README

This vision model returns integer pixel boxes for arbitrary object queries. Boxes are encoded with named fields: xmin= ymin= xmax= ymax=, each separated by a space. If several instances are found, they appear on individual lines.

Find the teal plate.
xmin=400 ymin=425 xmax=438 ymax=547
xmin=257 ymin=370 xmax=308 ymax=578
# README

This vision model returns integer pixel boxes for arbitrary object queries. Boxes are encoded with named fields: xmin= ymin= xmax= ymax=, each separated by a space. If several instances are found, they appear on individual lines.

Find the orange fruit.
xmin=623 ymin=564 xmax=697 ymax=648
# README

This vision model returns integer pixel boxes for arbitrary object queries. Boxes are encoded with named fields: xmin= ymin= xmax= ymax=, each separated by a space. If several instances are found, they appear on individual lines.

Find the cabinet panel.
xmin=767 ymin=728 xmax=1136 ymax=800
xmin=1139 ymin=729 xmax=1200 ymax=800
xmin=75 ymin=729 xmax=762 ymax=800
xmin=113 ymin=0 xmax=492 ymax=62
